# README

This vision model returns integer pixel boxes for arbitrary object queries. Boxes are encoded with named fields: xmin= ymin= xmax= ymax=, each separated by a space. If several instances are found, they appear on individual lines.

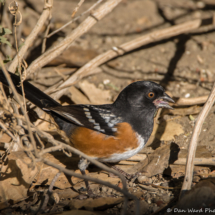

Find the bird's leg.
xmin=78 ymin=158 xmax=94 ymax=197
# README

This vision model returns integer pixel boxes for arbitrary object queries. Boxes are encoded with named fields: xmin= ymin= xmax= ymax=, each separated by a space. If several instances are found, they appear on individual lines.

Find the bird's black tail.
xmin=0 ymin=69 xmax=60 ymax=109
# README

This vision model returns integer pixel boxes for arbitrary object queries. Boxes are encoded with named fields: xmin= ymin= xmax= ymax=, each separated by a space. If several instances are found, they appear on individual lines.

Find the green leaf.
xmin=0 ymin=26 xmax=12 ymax=36
xmin=3 ymin=28 xmax=12 ymax=35
xmin=3 ymin=56 xmax=12 ymax=64
xmin=0 ymin=0 xmax=6 ymax=5
xmin=189 ymin=115 xmax=195 ymax=121
xmin=0 ymin=36 xmax=11 ymax=46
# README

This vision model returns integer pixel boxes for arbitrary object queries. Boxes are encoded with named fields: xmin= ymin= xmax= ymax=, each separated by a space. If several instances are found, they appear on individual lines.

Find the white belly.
xmin=98 ymin=133 xmax=145 ymax=163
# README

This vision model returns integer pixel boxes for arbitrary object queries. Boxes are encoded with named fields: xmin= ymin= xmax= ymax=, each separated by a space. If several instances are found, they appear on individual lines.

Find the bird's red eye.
xmin=148 ymin=92 xmax=154 ymax=98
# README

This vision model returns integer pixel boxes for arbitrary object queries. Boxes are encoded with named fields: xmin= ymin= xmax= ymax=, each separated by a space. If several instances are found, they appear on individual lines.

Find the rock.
xmin=138 ymin=175 xmax=149 ymax=184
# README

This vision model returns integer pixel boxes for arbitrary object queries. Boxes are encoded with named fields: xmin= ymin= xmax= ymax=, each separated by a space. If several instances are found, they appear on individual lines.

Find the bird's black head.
xmin=112 ymin=81 xmax=174 ymax=138
xmin=113 ymin=81 xmax=174 ymax=112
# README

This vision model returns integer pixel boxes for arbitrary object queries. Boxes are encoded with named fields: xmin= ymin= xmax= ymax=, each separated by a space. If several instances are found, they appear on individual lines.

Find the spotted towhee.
xmin=0 ymin=69 xmax=174 ymax=195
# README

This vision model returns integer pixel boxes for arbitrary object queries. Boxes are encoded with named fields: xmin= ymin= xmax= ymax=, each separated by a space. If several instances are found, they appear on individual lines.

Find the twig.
xmin=0 ymin=56 xmax=37 ymax=158
xmin=37 ymin=171 xmax=61 ymax=214
xmin=174 ymin=157 xmax=215 ymax=166
xmin=71 ymin=0 xmax=85 ymax=18
xmin=11 ymin=102 xmax=30 ymax=149
xmin=35 ymin=128 xmax=127 ymax=186
xmin=0 ymin=83 xmax=11 ymax=111
xmin=10 ymin=1 xmax=28 ymax=112
xmin=50 ymin=16 xmax=215 ymax=100
xmin=30 ymin=126 xmax=140 ymax=215
xmin=24 ymin=124 xmax=130 ymax=193
xmin=174 ymin=95 xmax=208 ymax=106
xmin=44 ymin=67 xmax=101 ymax=96
xmin=42 ymin=159 xmax=140 ymax=215
xmin=41 ymin=0 xmax=53 ymax=53
xmin=180 ymin=83 xmax=215 ymax=198
xmin=39 ymin=145 xmax=62 ymax=155
xmin=26 ymin=0 xmax=122 ymax=76
xmin=47 ymin=0 xmax=103 ymax=38
xmin=8 ymin=0 xmax=53 ymax=73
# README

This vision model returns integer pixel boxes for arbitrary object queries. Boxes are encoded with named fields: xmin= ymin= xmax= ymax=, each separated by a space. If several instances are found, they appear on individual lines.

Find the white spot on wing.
xmin=94 ymin=125 xmax=101 ymax=130
xmin=89 ymin=119 xmax=95 ymax=123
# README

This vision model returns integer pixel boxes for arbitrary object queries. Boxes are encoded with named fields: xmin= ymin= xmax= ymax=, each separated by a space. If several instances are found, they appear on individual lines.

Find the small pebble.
xmin=185 ymin=93 xmax=190 ymax=98
xmin=103 ymin=79 xmax=110 ymax=85
xmin=102 ymin=186 xmax=108 ymax=192
xmin=112 ymin=189 xmax=116 ymax=194
xmin=148 ymin=178 xmax=152 ymax=184
xmin=95 ymin=189 xmax=100 ymax=194
xmin=196 ymin=1 xmax=205 ymax=8
xmin=108 ymin=188 xmax=113 ymax=194
xmin=129 ymin=182 xmax=133 ymax=187
xmin=137 ymin=175 xmax=148 ymax=184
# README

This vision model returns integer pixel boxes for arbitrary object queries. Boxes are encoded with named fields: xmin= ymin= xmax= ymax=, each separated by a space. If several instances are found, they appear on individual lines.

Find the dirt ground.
xmin=1 ymin=0 xmax=215 ymax=214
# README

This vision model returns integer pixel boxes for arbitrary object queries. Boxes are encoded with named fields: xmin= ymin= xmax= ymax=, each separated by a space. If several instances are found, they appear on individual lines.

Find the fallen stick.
xmin=26 ymin=0 xmax=122 ymax=77
xmin=174 ymin=158 xmax=215 ymax=166
xmin=180 ymin=83 xmax=215 ymax=198
xmin=50 ymin=16 xmax=215 ymax=100
xmin=174 ymin=95 xmax=208 ymax=106
xmin=47 ymin=0 xmax=103 ymax=39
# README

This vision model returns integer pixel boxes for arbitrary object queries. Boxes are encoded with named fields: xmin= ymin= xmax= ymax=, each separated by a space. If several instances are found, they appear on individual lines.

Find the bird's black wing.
xmin=45 ymin=104 xmax=122 ymax=136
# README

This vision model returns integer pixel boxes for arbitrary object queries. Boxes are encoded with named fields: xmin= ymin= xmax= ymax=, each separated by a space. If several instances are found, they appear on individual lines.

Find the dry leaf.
xmin=128 ymin=143 xmax=179 ymax=177
xmin=156 ymin=121 xmax=184 ymax=141
xmin=69 ymin=86 xmax=90 ymax=104
xmin=162 ymin=105 xmax=202 ymax=116
xmin=0 ymin=152 xmax=38 ymax=210
xmin=34 ymin=153 xmax=76 ymax=189
xmin=79 ymin=80 xmax=111 ymax=104
xmin=0 ymin=133 xmax=12 ymax=143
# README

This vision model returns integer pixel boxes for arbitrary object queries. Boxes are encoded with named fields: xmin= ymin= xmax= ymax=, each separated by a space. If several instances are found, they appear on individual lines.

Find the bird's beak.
xmin=153 ymin=93 xmax=175 ymax=109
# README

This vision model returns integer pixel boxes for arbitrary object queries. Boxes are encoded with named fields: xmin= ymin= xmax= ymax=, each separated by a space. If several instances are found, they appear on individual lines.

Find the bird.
xmin=0 ymin=69 xmax=174 ymax=196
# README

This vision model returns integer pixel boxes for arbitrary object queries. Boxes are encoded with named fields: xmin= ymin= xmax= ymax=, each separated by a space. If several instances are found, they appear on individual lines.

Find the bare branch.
xmin=71 ymin=0 xmax=85 ymax=18
xmin=38 ymin=171 xmax=61 ymax=214
xmin=174 ymin=157 xmax=215 ymax=166
xmin=47 ymin=0 xmax=103 ymax=39
xmin=50 ymin=17 xmax=215 ymax=100
xmin=180 ymin=83 xmax=215 ymax=198
xmin=8 ymin=0 xmax=53 ymax=73
xmin=42 ymin=159 xmax=140 ymax=215
xmin=26 ymin=0 xmax=122 ymax=76
xmin=0 ymin=56 xmax=37 ymax=157
xmin=174 ymin=95 xmax=208 ymax=106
